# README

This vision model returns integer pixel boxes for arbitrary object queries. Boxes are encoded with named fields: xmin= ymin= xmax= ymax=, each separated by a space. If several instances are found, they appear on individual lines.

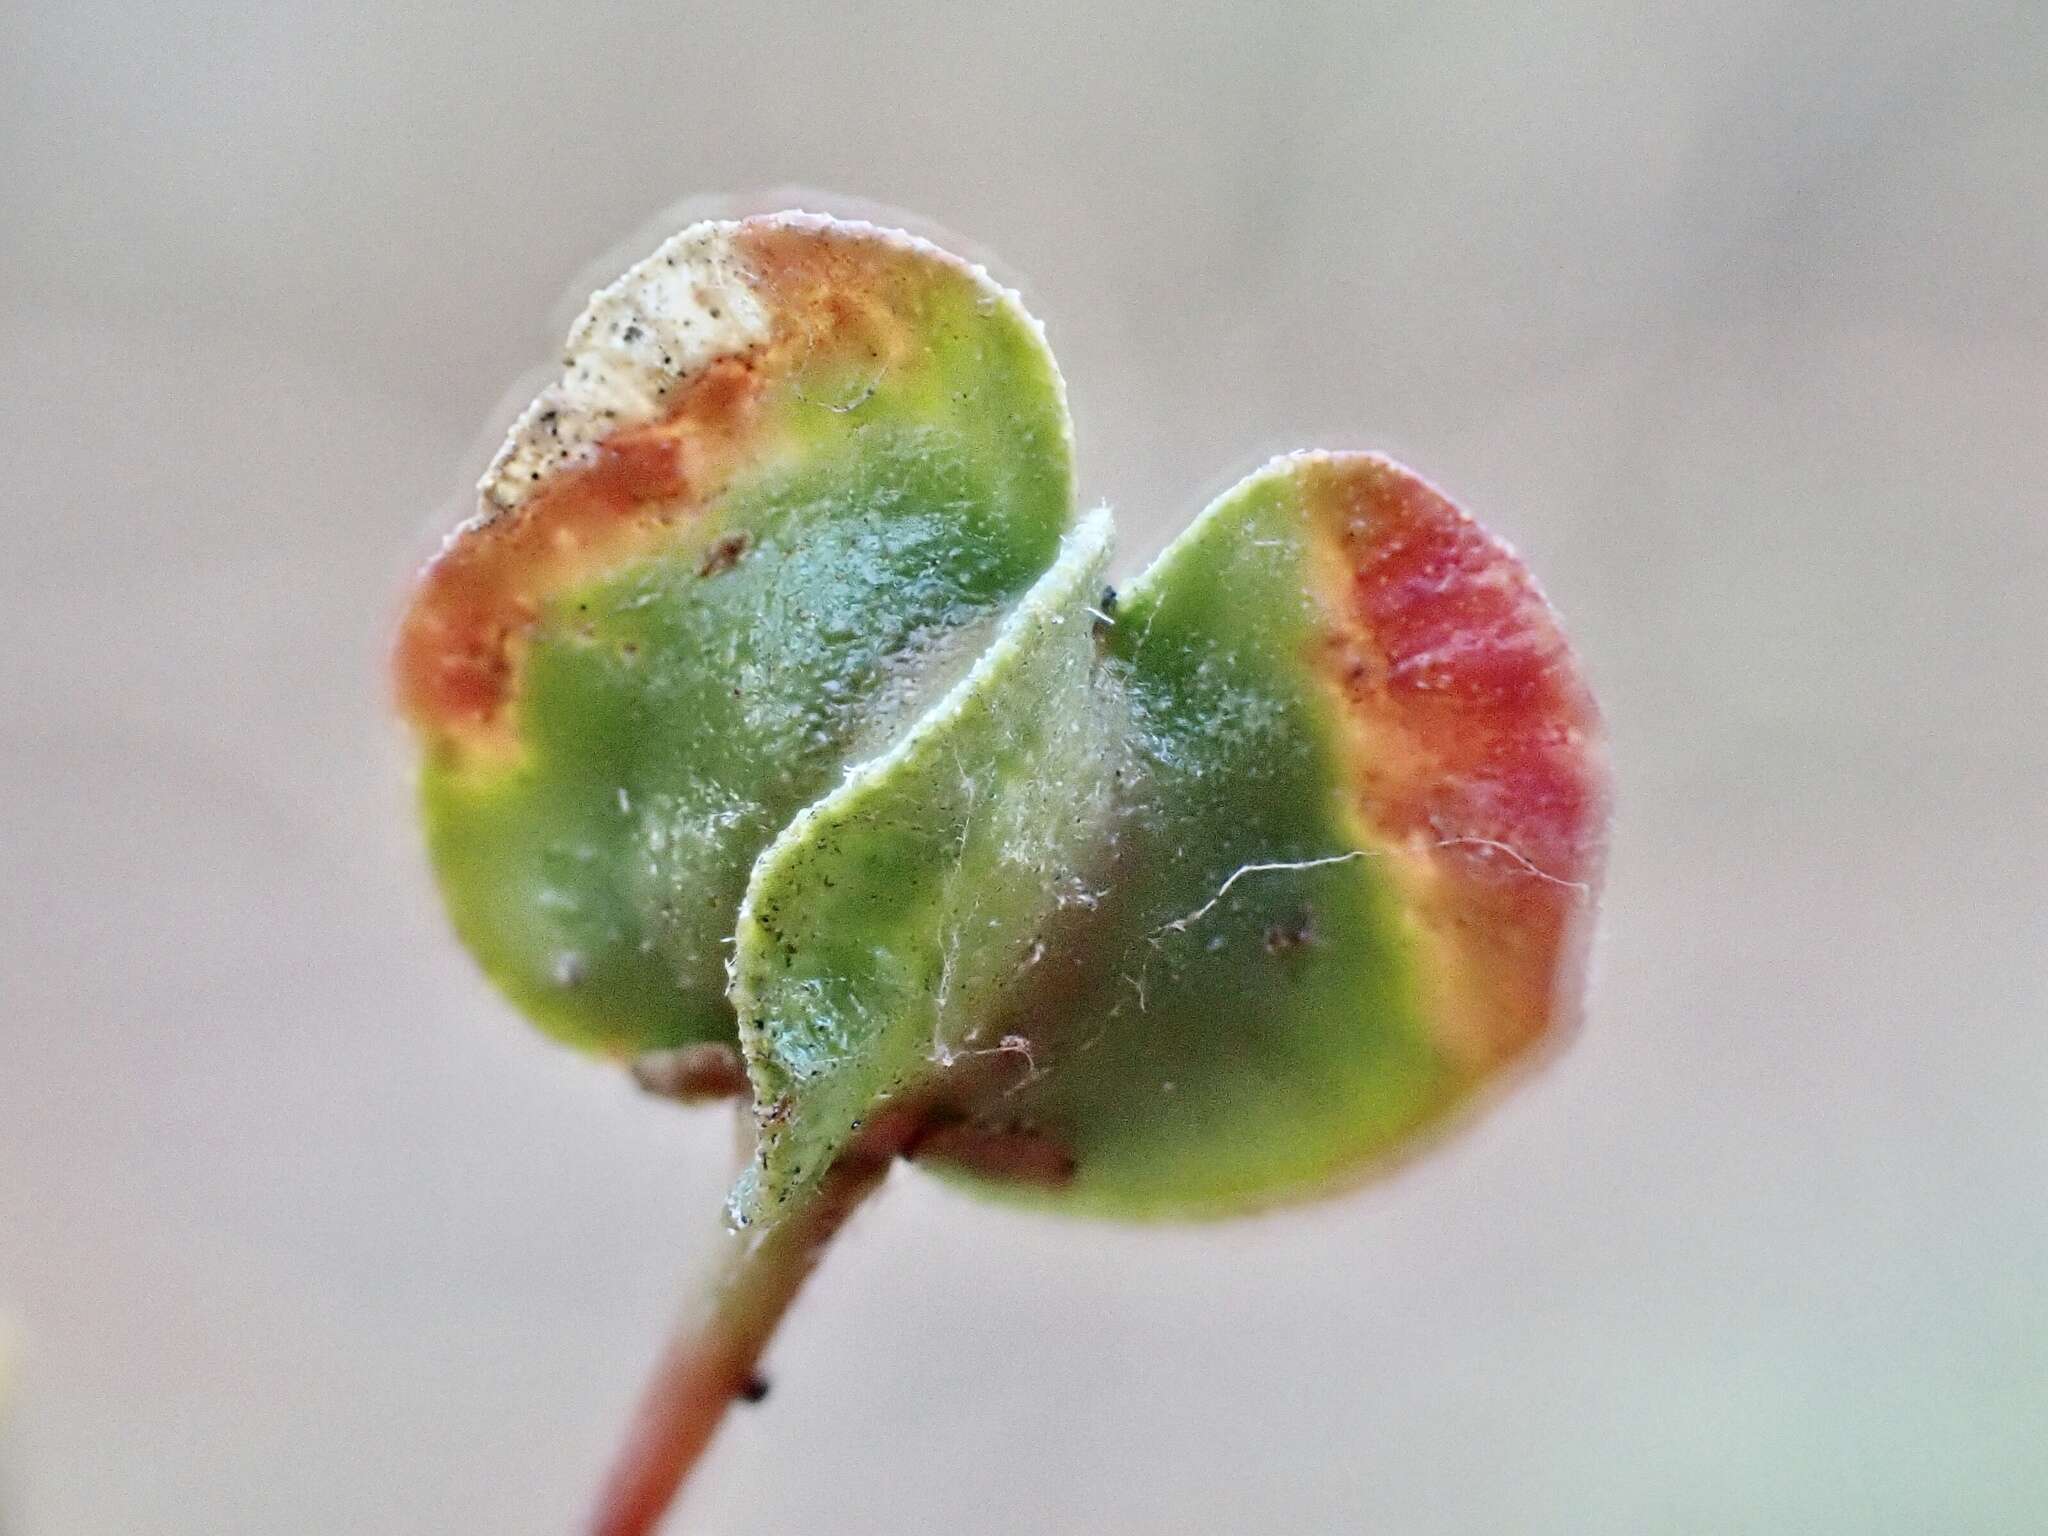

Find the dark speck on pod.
xmin=1262 ymin=912 xmax=1316 ymax=953
xmin=698 ymin=532 xmax=751 ymax=577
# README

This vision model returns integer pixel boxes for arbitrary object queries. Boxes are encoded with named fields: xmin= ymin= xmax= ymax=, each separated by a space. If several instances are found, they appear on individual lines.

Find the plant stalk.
xmin=581 ymin=1121 xmax=906 ymax=1536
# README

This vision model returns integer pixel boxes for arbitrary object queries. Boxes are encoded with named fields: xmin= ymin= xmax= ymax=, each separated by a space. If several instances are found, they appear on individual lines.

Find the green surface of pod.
xmin=396 ymin=216 xmax=1074 ymax=1056
xmin=924 ymin=453 xmax=1607 ymax=1216
xmin=730 ymin=512 xmax=1122 ymax=1224
xmin=399 ymin=216 xmax=1607 ymax=1226
xmin=725 ymin=453 xmax=1607 ymax=1222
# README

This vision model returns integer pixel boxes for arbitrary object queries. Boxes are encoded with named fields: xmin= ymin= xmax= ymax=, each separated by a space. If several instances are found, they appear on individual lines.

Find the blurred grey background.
xmin=2 ymin=1 xmax=2043 ymax=1531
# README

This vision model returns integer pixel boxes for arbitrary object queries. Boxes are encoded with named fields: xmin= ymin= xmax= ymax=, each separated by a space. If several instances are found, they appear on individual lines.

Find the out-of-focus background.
xmin=3 ymin=1 xmax=2044 ymax=1531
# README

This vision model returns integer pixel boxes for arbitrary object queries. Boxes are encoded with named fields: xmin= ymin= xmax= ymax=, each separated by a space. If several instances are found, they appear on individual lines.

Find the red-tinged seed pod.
xmin=394 ymin=215 xmax=1075 ymax=1056
xmin=921 ymin=452 xmax=1608 ymax=1218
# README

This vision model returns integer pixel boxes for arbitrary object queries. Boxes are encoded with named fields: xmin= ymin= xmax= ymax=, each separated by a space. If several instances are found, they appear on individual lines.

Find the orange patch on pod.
xmin=1299 ymin=453 xmax=1609 ymax=1071
xmin=393 ymin=355 xmax=767 ymax=755
xmin=393 ymin=220 xmax=976 ymax=761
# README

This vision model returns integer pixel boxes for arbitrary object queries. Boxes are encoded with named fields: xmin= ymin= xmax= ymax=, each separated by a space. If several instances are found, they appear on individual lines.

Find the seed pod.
xmin=395 ymin=215 xmax=1074 ymax=1055
xmin=395 ymin=215 xmax=1612 ymax=1536
xmin=921 ymin=453 xmax=1609 ymax=1215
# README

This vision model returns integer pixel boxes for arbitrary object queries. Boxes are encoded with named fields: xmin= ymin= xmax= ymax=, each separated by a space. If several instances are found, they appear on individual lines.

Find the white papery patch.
xmin=480 ymin=221 xmax=771 ymax=513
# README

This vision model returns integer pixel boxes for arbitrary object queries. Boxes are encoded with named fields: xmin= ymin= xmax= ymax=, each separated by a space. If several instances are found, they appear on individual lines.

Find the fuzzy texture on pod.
xmin=397 ymin=215 xmax=1608 ymax=1224
xmin=396 ymin=215 xmax=1075 ymax=1055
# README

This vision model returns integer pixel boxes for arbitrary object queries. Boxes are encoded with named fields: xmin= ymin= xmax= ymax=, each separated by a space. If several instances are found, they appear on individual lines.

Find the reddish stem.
xmin=581 ymin=1129 xmax=902 ymax=1536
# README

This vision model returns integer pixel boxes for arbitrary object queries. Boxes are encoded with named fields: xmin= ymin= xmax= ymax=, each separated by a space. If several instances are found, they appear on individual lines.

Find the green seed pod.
xmin=724 ymin=452 xmax=1607 ymax=1222
xmin=396 ymin=216 xmax=1075 ymax=1056
xmin=395 ymin=213 xmax=1610 ymax=1536
xmin=731 ymin=510 xmax=1121 ymax=1223
xmin=926 ymin=452 xmax=1608 ymax=1215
